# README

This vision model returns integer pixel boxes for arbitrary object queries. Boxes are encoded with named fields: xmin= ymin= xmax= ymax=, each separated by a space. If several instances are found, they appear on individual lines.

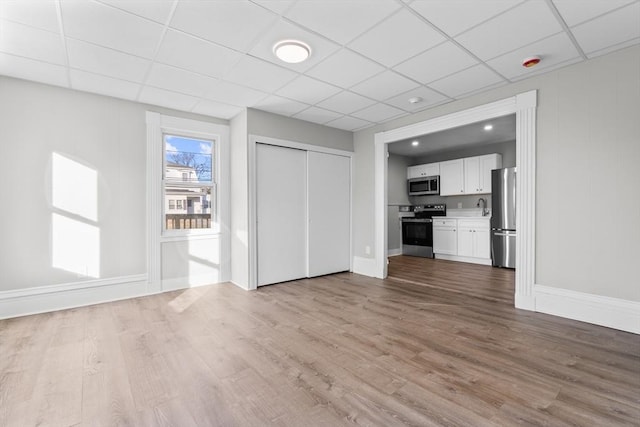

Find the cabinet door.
xmin=457 ymin=227 xmax=474 ymax=257
xmin=439 ymin=159 xmax=464 ymax=195
xmin=308 ymin=151 xmax=351 ymax=277
xmin=478 ymin=154 xmax=502 ymax=193
xmin=407 ymin=165 xmax=423 ymax=179
xmin=424 ymin=162 xmax=440 ymax=176
xmin=464 ymin=157 xmax=481 ymax=194
xmin=474 ymin=228 xmax=491 ymax=259
xmin=433 ymin=227 xmax=457 ymax=255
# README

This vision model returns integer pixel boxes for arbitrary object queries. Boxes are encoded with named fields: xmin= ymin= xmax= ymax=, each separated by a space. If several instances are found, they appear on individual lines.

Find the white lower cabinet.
xmin=434 ymin=218 xmax=491 ymax=265
xmin=433 ymin=218 xmax=457 ymax=255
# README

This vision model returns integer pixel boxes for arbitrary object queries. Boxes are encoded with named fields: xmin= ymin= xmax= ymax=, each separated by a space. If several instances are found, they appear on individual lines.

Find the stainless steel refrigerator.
xmin=491 ymin=167 xmax=516 ymax=268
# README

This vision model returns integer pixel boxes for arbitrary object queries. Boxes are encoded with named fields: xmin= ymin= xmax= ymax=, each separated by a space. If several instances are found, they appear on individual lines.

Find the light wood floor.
xmin=1 ymin=256 xmax=638 ymax=426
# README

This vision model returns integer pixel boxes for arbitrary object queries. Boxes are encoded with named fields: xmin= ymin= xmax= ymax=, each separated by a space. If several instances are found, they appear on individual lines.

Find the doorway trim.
xmin=374 ymin=91 xmax=537 ymax=310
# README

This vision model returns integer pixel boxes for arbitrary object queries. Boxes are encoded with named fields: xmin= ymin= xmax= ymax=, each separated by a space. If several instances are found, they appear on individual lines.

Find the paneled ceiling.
xmin=1 ymin=0 xmax=638 ymax=131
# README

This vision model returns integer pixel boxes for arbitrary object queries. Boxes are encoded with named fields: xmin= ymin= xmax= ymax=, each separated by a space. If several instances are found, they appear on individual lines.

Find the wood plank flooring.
xmin=1 ymin=256 xmax=638 ymax=426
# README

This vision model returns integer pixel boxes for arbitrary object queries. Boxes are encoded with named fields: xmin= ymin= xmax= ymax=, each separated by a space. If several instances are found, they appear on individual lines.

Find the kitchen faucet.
xmin=477 ymin=197 xmax=488 ymax=216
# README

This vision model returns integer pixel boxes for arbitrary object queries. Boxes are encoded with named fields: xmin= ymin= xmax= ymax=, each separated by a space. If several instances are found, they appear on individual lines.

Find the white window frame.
xmin=146 ymin=112 xmax=230 ymax=289
xmin=162 ymin=132 xmax=217 ymax=236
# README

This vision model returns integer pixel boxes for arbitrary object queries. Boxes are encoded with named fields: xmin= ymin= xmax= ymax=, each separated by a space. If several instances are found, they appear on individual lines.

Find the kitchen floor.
xmin=387 ymin=255 xmax=515 ymax=303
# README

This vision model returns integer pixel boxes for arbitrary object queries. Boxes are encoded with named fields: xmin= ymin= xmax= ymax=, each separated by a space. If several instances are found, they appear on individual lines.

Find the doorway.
xmin=374 ymin=91 xmax=538 ymax=311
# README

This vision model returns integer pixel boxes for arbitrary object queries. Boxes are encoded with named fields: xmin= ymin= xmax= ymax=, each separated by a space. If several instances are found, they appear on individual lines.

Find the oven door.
xmin=401 ymin=218 xmax=433 ymax=246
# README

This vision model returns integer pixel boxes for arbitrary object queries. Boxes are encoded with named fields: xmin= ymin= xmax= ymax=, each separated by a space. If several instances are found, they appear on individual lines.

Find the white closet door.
xmin=308 ymin=151 xmax=351 ymax=277
xmin=256 ymin=144 xmax=307 ymax=286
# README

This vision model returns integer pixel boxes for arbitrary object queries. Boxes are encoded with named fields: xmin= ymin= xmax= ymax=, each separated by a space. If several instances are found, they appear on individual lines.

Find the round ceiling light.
xmin=484 ymin=124 xmax=493 ymax=131
xmin=273 ymin=40 xmax=311 ymax=64
xmin=408 ymin=96 xmax=423 ymax=104
xmin=411 ymin=140 xmax=420 ymax=146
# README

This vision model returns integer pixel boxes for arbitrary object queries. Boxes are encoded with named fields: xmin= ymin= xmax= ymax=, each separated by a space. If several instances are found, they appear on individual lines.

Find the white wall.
xmin=0 ymin=76 xmax=227 ymax=295
xmin=230 ymin=110 xmax=249 ymax=289
xmin=353 ymin=45 xmax=640 ymax=303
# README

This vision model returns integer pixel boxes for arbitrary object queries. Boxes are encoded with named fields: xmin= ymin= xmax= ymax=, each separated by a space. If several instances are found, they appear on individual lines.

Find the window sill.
xmin=161 ymin=229 xmax=222 ymax=242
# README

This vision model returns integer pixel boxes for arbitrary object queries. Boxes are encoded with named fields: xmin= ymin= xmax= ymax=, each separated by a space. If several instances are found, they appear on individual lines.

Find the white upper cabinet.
xmin=407 ymin=162 xmax=439 ymax=179
xmin=439 ymin=159 xmax=464 ymax=195
xmin=465 ymin=154 xmax=502 ymax=194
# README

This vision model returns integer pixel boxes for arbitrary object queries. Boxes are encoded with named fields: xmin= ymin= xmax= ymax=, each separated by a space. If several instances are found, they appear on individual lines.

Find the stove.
xmin=401 ymin=204 xmax=446 ymax=258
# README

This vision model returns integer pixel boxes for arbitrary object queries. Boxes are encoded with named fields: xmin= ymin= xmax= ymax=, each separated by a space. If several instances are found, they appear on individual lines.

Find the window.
xmin=168 ymin=200 xmax=175 ymax=210
xmin=164 ymin=134 xmax=215 ymax=231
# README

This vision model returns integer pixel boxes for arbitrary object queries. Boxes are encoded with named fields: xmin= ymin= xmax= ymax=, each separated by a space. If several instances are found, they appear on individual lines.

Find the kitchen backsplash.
xmin=409 ymin=194 xmax=492 ymax=210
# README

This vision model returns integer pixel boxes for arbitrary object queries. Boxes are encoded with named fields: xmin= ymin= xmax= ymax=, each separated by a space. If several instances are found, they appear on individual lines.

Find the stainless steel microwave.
xmin=408 ymin=175 xmax=440 ymax=196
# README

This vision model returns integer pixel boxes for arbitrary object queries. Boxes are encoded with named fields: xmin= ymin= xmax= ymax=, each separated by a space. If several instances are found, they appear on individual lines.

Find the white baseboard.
xmin=352 ymin=256 xmax=378 ymax=277
xmin=387 ymin=248 xmax=402 ymax=257
xmin=534 ymin=284 xmax=640 ymax=334
xmin=0 ymin=274 xmax=149 ymax=320
xmin=434 ymin=254 xmax=492 ymax=266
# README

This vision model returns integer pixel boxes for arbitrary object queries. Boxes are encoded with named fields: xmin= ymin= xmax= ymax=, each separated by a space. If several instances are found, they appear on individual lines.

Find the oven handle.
xmin=401 ymin=219 xmax=433 ymax=223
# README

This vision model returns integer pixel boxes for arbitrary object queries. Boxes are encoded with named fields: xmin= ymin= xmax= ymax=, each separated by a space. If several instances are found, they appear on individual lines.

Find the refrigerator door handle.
xmin=494 ymin=232 xmax=517 ymax=237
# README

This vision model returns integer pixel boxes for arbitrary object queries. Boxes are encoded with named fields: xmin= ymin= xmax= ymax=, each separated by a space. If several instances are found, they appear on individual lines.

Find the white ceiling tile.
xmin=248 ymin=19 xmax=341 ymax=72
xmin=70 ymin=69 xmax=140 ymax=100
xmin=293 ymin=106 xmax=343 ymax=124
xmin=349 ymin=9 xmax=445 ymax=67
xmin=96 ymin=0 xmax=175 ymax=24
xmin=223 ymin=55 xmax=298 ymax=92
xmin=250 ymin=0 xmax=296 ymax=15
xmin=170 ymin=0 xmax=278 ymax=52
xmin=285 ymin=0 xmax=400 ymax=44
xmin=0 ymin=52 xmax=68 ymax=87
xmin=66 ymin=39 xmax=150 ymax=82
xmin=276 ymin=75 xmax=341 ymax=104
xmin=316 ymin=91 xmax=376 ymax=115
xmin=253 ymin=95 xmax=309 ymax=116
xmin=192 ymin=99 xmax=244 ymax=120
xmin=395 ymin=41 xmax=478 ymax=84
xmin=325 ymin=115 xmax=372 ymax=131
xmin=61 ymin=0 xmax=164 ymax=59
xmin=428 ymin=64 xmax=504 ymax=98
xmin=384 ymin=86 xmax=449 ymax=112
xmin=146 ymin=63 xmax=218 ymax=98
xmin=486 ymin=32 xmax=581 ymax=80
xmin=455 ymin=1 xmax=563 ymax=60
xmin=139 ymin=86 xmax=200 ymax=111
xmin=552 ymin=0 xmax=636 ymax=27
xmin=155 ymin=30 xmax=241 ymax=79
xmin=0 ymin=0 xmax=60 ymax=32
xmin=0 ymin=19 xmax=65 ymax=65
xmin=410 ymin=0 xmax=523 ymax=37
xmin=351 ymin=102 xmax=405 ymax=123
xmin=350 ymin=70 xmax=420 ymax=101
xmin=202 ymin=80 xmax=266 ymax=106
xmin=571 ymin=2 xmax=640 ymax=55
xmin=306 ymin=49 xmax=385 ymax=89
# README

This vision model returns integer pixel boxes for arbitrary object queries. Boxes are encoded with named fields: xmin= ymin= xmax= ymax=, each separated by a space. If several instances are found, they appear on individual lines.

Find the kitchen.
xmin=387 ymin=114 xmax=517 ymax=272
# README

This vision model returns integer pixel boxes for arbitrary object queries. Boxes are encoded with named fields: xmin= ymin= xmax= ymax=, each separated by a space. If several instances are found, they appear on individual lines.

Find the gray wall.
xmin=0 ymin=76 xmax=226 ymax=291
xmin=353 ymin=45 xmax=640 ymax=302
xmin=387 ymin=154 xmax=411 ymax=252
xmin=247 ymin=108 xmax=353 ymax=152
xmin=230 ymin=110 xmax=249 ymax=288
xmin=409 ymin=140 xmax=515 ymax=208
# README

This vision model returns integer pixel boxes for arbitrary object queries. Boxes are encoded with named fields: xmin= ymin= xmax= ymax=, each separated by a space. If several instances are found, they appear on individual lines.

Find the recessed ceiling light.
xmin=412 ymin=140 xmax=419 ymax=146
xmin=484 ymin=124 xmax=493 ymax=131
xmin=273 ymin=40 xmax=311 ymax=63
xmin=408 ymin=97 xmax=423 ymax=104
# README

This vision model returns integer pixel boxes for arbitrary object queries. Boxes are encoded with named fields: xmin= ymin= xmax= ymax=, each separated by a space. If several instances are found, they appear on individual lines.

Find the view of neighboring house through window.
xmin=164 ymin=134 xmax=214 ymax=231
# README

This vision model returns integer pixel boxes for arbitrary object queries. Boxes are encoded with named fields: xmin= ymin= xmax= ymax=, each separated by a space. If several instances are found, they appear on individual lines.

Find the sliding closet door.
xmin=256 ymin=144 xmax=307 ymax=286
xmin=308 ymin=151 xmax=351 ymax=277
